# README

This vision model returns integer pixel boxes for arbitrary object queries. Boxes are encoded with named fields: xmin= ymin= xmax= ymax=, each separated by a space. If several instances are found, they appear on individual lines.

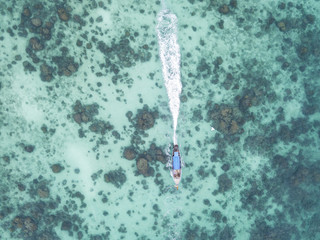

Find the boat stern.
xmin=173 ymin=177 xmax=181 ymax=185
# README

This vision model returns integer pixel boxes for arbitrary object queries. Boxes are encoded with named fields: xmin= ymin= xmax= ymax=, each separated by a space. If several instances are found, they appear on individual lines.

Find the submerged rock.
xmin=278 ymin=124 xmax=293 ymax=142
xmin=123 ymin=147 xmax=136 ymax=160
xmin=290 ymin=165 xmax=309 ymax=186
xmin=104 ymin=168 xmax=127 ymax=188
xmin=37 ymin=186 xmax=50 ymax=198
xmin=52 ymin=51 xmax=79 ymax=77
xmin=2 ymin=155 xmax=10 ymax=163
xmin=12 ymin=216 xmax=38 ymax=233
xmin=96 ymin=32 xmax=152 ymax=74
xmin=31 ymin=18 xmax=42 ymax=27
xmin=249 ymin=220 xmax=295 ymax=240
xmin=219 ymin=225 xmax=235 ymax=239
xmin=24 ymin=145 xmax=35 ymax=153
xmin=112 ymin=130 xmax=121 ymax=139
xmin=211 ymin=210 xmax=223 ymax=223
xmin=143 ymin=143 xmax=167 ymax=164
xmin=40 ymin=25 xmax=53 ymax=40
xmin=73 ymin=14 xmax=86 ymax=26
xmin=297 ymin=45 xmax=309 ymax=59
xmin=136 ymin=157 xmax=149 ymax=176
xmin=209 ymin=105 xmax=243 ymax=135
xmin=134 ymin=105 xmax=158 ymax=131
xmin=180 ymin=95 xmax=188 ymax=103
xmin=302 ymin=103 xmax=316 ymax=116
xmin=219 ymin=4 xmax=229 ymax=14
xmin=23 ymin=217 xmax=38 ymax=233
xmin=230 ymin=0 xmax=237 ymax=8
xmin=277 ymin=21 xmax=286 ymax=31
xmin=154 ymin=148 xmax=166 ymax=164
xmin=57 ymin=7 xmax=69 ymax=21
xmin=89 ymin=120 xmax=113 ymax=135
xmin=29 ymin=37 xmax=43 ymax=51
xmin=137 ymin=111 xmax=154 ymax=130
xmin=197 ymin=58 xmax=211 ymax=79
xmin=51 ymin=164 xmax=64 ymax=173
xmin=61 ymin=221 xmax=72 ymax=231
xmin=22 ymin=7 xmax=31 ymax=18
xmin=23 ymin=61 xmax=36 ymax=72
xmin=221 ymin=163 xmax=230 ymax=172
xmin=238 ymin=88 xmax=261 ymax=112
xmin=192 ymin=109 xmax=203 ymax=122
xmin=17 ymin=183 xmax=26 ymax=191
xmin=126 ymin=111 xmax=133 ymax=120
xmin=72 ymin=100 xmax=99 ymax=124
xmin=239 ymin=95 xmax=252 ymax=112
xmin=218 ymin=173 xmax=232 ymax=192
xmin=40 ymin=63 xmax=54 ymax=82
xmin=272 ymin=155 xmax=288 ymax=169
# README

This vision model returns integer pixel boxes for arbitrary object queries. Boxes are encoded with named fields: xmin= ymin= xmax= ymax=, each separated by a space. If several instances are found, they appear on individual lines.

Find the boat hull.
xmin=171 ymin=169 xmax=182 ymax=185
xmin=171 ymin=144 xmax=182 ymax=189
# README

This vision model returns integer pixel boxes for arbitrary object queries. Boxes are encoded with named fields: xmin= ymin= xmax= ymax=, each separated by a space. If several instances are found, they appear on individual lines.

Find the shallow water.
xmin=0 ymin=0 xmax=320 ymax=240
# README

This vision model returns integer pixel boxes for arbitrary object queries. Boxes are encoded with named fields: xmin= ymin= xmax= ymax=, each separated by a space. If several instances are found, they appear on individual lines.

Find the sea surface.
xmin=0 ymin=0 xmax=319 ymax=239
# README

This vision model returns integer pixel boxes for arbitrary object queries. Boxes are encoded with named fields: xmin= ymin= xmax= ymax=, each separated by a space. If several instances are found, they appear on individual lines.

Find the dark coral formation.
xmin=191 ymin=2 xmax=320 ymax=239
xmin=29 ymin=37 xmax=44 ymax=51
xmin=122 ymin=142 xmax=167 ymax=179
xmin=18 ymin=3 xmax=79 ymax=81
xmin=218 ymin=173 xmax=233 ymax=193
xmin=37 ymin=185 xmax=50 ymax=198
xmin=72 ymin=100 xmax=99 ymax=124
xmin=148 ymin=143 xmax=167 ymax=164
xmin=89 ymin=120 xmax=113 ymax=135
xmin=249 ymin=219 xmax=297 ymax=240
xmin=219 ymin=4 xmax=229 ymax=14
xmin=50 ymin=164 xmax=64 ymax=173
xmin=104 ymin=168 xmax=127 ymax=188
xmin=137 ymin=111 xmax=154 ymax=130
xmin=122 ymin=105 xmax=162 ymax=176
xmin=71 ymin=100 xmax=117 ymax=141
xmin=133 ymin=105 xmax=159 ymax=131
xmin=24 ymin=144 xmax=35 ymax=153
xmin=136 ymin=157 xmax=149 ymax=176
xmin=57 ymin=6 xmax=70 ymax=22
xmin=96 ymin=33 xmax=152 ymax=75
xmin=0 ymin=173 xmax=88 ymax=239
xmin=23 ymin=61 xmax=36 ymax=72
xmin=12 ymin=216 xmax=38 ymax=237
xmin=52 ymin=50 xmax=79 ymax=77
xmin=40 ymin=62 xmax=54 ymax=82
xmin=123 ymin=147 xmax=136 ymax=160
xmin=208 ymin=104 xmax=244 ymax=135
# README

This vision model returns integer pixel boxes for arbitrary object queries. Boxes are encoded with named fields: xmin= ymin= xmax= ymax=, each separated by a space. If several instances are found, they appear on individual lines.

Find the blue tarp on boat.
xmin=173 ymin=152 xmax=180 ymax=170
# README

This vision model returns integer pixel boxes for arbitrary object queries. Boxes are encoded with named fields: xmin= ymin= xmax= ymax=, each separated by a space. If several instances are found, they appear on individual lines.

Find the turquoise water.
xmin=0 ymin=0 xmax=320 ymax=239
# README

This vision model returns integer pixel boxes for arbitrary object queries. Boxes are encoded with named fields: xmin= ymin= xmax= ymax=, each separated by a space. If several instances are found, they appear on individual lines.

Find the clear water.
xmin=0 ymin=0 xmax=319 ymax=240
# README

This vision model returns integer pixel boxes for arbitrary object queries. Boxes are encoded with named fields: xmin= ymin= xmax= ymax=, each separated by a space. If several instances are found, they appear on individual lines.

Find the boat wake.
xmin=161 ymin=186 xmax=183 ymax=240
xmin=156 ymin=6 xmax=182 ymax=145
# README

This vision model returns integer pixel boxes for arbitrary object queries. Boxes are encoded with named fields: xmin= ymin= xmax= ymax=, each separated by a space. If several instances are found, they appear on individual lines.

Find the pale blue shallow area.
xmin=0 ymin=0 xmax=320 ymax=240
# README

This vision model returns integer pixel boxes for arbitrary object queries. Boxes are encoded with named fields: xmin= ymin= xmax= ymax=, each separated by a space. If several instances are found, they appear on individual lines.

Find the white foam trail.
xmin=156 ymin=8 xmax=182 ymax=145
xmin=161 ymin=187 xmax=183 ymax=240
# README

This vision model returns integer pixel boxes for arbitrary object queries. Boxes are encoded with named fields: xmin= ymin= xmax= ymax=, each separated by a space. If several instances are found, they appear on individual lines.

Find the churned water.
xmin=0 ymin=0 xmax=319 ymax=240
xmin=156 ymin=7 xmax=182 ymax=145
